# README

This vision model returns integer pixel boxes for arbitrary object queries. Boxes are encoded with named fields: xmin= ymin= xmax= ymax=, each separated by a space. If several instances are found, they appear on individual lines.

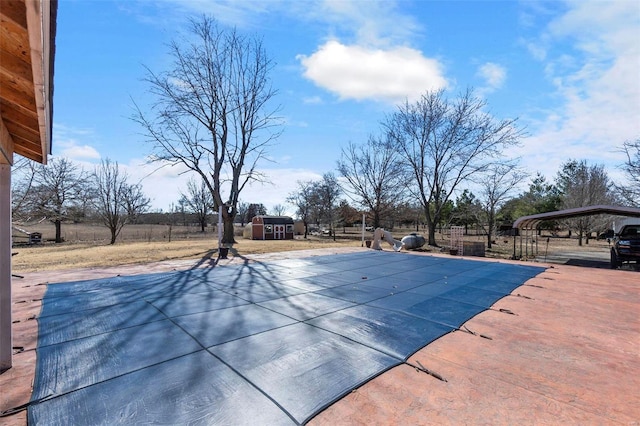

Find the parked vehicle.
xmin=610 ymin=222 xmax=640 ymax=269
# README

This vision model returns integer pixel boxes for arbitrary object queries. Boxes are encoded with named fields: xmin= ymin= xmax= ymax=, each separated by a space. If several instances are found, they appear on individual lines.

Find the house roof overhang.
xmin=512 ymin=205 xmax=640 ymax=230
xmin=1 ymin=0 xmax=57 ymax=165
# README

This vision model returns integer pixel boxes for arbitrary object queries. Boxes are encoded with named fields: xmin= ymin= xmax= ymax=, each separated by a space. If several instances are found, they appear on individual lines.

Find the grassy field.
xmin=10 ymin=222 xmax=614 ymax=272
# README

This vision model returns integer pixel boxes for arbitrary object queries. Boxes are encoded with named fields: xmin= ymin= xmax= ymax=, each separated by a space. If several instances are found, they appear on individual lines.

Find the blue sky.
xmin=52 ymin=0 xmax=640 ymax=213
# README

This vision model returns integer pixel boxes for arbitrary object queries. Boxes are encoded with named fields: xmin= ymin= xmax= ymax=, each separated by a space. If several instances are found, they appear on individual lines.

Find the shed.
xmin=251 ymin=216 xmax=295 ymax=240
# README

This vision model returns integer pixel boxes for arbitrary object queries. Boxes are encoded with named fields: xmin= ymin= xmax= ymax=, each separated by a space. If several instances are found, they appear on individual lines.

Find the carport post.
xmin=0 ymin=162 xmax=12 ymax=370
xmin=519 ymin=231 xmax=523 ymax=259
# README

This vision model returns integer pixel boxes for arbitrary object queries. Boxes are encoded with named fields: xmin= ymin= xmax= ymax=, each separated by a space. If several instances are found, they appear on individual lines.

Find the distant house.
xmin=251 ymin=216 xmax=294 ymax=240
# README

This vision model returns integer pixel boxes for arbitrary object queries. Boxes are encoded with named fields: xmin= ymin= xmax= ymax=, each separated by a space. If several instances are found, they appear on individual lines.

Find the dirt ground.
xmin=11 ymin=227 xmax=618 ymax=273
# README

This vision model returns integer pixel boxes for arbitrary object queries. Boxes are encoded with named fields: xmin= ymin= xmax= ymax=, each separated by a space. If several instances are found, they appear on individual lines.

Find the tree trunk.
xmin=109 ymin=228 xmax=117 ymax=245
xmin=54 ymin=220 xmax=63 ymax=243
xmin=487 ymin=211 xmax=494 ymax=249
xmin=424 ymin=204 xmax=438 ymax=246
xmin=427 ymin=227 xmax=436 ymax=246
xmin=222 ymin=217 xmax=236 ymax=244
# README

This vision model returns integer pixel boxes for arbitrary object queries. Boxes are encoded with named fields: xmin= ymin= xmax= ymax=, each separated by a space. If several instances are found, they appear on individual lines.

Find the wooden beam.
xmin=0 ymin=0 xmax=29 ymax=29
xmin=0 ymin=87 xmax=39 ymax=119
xmin=0 ymin=13 xmax=31 ymax=60
xmin=0 ymin=47 xmax=33 ymax=82
xmin=0 ymin=65 xmax=36 ymax=109
xmin=14 ymin=141 xmax=43 ymax=163
xmin=0 ymin=103 xmax=39 ymax=133
xmin=24 ymin=0 xmax=49 ymax=164
xmin=0 ymin=111 xmax=14 ymax=165
xmin=0 ymin=162 xmax=11 ymax=370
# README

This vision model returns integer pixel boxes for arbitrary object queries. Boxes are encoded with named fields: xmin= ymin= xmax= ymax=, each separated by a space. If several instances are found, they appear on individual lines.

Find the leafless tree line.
xmin=310 ymin=88 xmax=630 ymax=247
xmin=14 ymin=14 xmax=635 ymax=251
xmin=12 ymin=157 xmax=150 ymax=244
xmin=127 ymin=14 xmax=635 ymax=248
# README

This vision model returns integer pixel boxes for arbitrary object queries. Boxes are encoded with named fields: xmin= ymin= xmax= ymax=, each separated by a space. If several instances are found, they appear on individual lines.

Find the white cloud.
xmin=292 ymin=1 xmax=444 ymax=104
xmin=298 ymin=40 xmax=447 ymax=104
xmin=524 ymin=41 xmax=547 ymax=61
xmin=149 ymin=1 xmax=441 ymax=105
xmin=52 ymin=124 xmax=101 ymax=160
xmin=58 ymin=142 xmax=101 ymax=160
xmin=519 ymin=0 xmax=640 ymax=181
xmin=304 ymin=0 xmax=422 ymax=47
xmin=303 ymin=96 xmax=323 ymax=105
xmin=476 ymin=62 xmax=507 ymax=94
xmin=120 ymin=159 xmax=191 ymax=211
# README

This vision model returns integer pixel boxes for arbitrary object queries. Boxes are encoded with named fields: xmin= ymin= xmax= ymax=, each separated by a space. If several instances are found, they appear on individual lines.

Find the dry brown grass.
xmin=11 ymin=237 xmax=364 ymax=272
xmin=11 ymin=221 xmax=614 ymax=272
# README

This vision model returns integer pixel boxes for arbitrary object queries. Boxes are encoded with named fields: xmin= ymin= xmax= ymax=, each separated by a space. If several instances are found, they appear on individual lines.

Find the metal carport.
xmin=511 ymin=205 xmax=640 ymax=260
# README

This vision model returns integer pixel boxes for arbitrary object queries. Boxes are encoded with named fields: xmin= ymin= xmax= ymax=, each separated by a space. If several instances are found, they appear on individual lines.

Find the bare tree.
xmin=180 ymin=177 xmax=213 ymax=232
xmin=287 ymin=180 xmax=316 ymax=238
xmin=133 ymin=16 xmax=281 ymax=244
xmin=122 ymin=183 xmax=150 ymax=224
xmin=337 ymin=134 xmax=406 ymax=229
xmin=19 ymin=157 xmax=87 ymax=243
xmin=315 ymin=173 xmax=342 ymax=241
xmin=271 ymin=204 xmax=287 ymax=216
xmin=616 ymin=138 xmax=640 ymax=207
xmin=93 ymin=159 xmax=131 ymax=245
xmin=477 ymin=162 xmax=528 ymax=248
xmin=10 ymin=156 xmax=37 ymax=220
xmin=385 ymin=89 xmax=523 ymax=246
xmin=236 ymin=201 xmax=249 ymax=226
xmin=556 ymin=159 xmax=614 ymax=245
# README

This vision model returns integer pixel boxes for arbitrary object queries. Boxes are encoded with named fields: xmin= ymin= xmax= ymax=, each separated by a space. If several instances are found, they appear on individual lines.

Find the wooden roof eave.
xmin=0 ymin=0 xmax=54 ymax=166
xmin=24 ymin=0 xmax=53 ymax=165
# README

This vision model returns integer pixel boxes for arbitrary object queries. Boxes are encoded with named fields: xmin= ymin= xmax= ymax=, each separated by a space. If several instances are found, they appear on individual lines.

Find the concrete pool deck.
xmin=1 ymin=248 xmax=638 ymax=425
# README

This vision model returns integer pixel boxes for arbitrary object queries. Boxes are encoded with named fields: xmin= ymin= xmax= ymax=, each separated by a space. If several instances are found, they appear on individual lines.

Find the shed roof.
xmin=512 ymin=205 xmax=640 ymax=230
xmin=254 ymin=216 xmax=295 ymax=225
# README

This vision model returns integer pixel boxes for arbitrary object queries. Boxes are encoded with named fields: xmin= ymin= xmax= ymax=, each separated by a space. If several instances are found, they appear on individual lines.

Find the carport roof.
xmin=512 ymin=204 xmax=640 ymax=230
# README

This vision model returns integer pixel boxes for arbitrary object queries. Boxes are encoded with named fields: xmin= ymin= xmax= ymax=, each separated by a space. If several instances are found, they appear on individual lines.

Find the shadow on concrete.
xmin=564 ymin=258 xmax=611 ymax=269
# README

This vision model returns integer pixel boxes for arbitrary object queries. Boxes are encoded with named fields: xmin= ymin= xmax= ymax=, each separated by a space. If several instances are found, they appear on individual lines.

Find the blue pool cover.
xmin=29 ymin=251 xmax=544 ymax=425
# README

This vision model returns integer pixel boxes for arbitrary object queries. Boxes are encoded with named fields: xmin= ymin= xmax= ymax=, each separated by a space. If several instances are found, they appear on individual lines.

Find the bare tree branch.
xmin=477 ymin=161 xmax=528 ymax=248
xmin=337 ymin=133 xmax=406 ymax=228
xmin=132 ymin=16 xmax=281 ymax=243
xmin=616 ymin=138 xmax=640 ymax=207
xmin=93 ymin=159 xmax=132 ymax=245
xmin=385 ymin=88 xmax=524 ymax=246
